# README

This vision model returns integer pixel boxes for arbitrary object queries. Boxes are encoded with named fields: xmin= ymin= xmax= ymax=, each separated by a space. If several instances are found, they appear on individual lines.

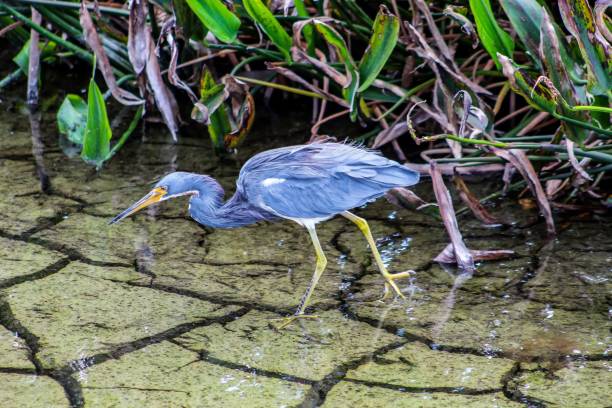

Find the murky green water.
xmin=0 ymin=95 xmax=610 ymax=407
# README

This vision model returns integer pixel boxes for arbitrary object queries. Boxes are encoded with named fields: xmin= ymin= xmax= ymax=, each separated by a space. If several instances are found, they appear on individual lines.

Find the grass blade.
xmin=469 ymin=0 xmax=514 ymax=68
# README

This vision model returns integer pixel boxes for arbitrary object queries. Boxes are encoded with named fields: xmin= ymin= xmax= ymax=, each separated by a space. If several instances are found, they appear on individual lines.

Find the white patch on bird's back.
xmin=262 ymin=178 xmax=286 ymax=187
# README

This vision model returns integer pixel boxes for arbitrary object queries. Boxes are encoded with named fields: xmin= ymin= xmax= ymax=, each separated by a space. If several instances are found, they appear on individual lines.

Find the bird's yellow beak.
xmin=109 ymin=187 xmax=167 ymax=224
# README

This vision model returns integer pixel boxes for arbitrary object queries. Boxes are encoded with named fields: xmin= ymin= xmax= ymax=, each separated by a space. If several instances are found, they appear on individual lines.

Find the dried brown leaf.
xmin=405 ymin=22 xmax=490 ymax=95
xmin=490 ymin=148 xmax=556 ymax=236
xmin=80 ymin=2 xmax=143 ymax=106
xmin=566 ymin=139 xmax=592 ymax=181
xmin=452 ymin=174 xmax=502 ymax=225
xmin=372 ymin=121 xmax=408 ymax=149
xmin=128 ymin=0 xmax=149 ymax=76
xmin=145 ymin=31 xmax=181 ymax=141
xmin=385 ymin=187 xmax=427 ymax=209
xmin=594 ymin=0 xmax=612 ymax=43
xmin=166 ymin=28 xmax=198 ymax=103
xmin=26 ymin=7 xmax=41 ymax=106
xmin=267 ymin=64 xmax=348 ymax=107
xmin=429 ymin=162 xmax=475 ymax=271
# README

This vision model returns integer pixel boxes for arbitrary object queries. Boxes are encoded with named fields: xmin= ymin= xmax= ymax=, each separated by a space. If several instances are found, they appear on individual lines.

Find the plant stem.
xmin=15 ymin=0 xmax=130 ymax=16
xmin=235 ymin=76 xmax=325 ymax=99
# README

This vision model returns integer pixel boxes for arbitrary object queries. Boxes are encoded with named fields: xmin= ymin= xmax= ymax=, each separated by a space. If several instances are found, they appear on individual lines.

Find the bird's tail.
xmin=374 ymin=164 xmax=420 ymax=187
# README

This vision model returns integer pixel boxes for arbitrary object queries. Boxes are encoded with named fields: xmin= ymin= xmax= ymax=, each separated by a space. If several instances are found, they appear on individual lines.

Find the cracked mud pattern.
xmin=0 ymin=101 xmax=610 ymax=408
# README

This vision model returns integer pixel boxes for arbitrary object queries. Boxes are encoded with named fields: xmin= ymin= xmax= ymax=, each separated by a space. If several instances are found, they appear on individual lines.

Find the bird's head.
xmin=109 ymin=172 xmax=221 ymax=224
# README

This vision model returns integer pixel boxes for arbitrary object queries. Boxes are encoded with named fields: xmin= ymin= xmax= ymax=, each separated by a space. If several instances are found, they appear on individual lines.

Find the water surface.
xmin=0 ymin=97 xmax=610 ymax=407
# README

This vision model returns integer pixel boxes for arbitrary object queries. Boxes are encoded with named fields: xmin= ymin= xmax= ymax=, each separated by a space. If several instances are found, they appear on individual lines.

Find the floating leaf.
xmin=81 ymin=78 xmax=112 ymax=167
xmin=243 ymin=0 xmax=292 ymax=60
xmin=186 ymin=0 xmax=240 ymax=43
xmin=358 ymin=5 xmax=399 ymax=92
xmin=57 ymin=94 xmax=87 ymax=145
xmin=469 ymin=0 xmax=514 ymax=68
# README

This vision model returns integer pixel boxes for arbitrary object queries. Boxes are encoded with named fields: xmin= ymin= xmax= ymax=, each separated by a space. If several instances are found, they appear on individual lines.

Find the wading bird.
xmin=110 ymin=143 xmax=419 ymax=328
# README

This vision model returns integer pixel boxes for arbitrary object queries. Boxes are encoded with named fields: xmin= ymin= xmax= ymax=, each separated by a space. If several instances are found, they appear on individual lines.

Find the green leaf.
xmin=57 ymin=94 xmax=88 ymax=145
xmin=539 ymin=13 xmax=588 ymax=143
xmin=198 ymin=71 xmax=231 ymax=151
xmin=313 ymin=21 xmax=359 ymax=117
xmin=186 ymin=0 xmax=240 ymax=43
xmin=13 ymin=39 xmax=57 ymax=74
xmin=81 ymin=78 xmax=112 ymax=167
xmin=558 ymin=0 xmax=610 ymax=96
xmin=243 ymin=0 xmax=292 ymax=61
xmin=469 ymin=0 xmax=514 ymax=68
xmin=358 ymin=5 xmax=399 ymax=92
xmin=498 ymin=54 xmax=556 ymax=113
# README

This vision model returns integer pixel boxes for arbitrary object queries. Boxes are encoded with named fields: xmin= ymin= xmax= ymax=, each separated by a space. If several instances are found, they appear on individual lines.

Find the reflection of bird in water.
xmin=110 ymin=143 xmax=419 ymax=328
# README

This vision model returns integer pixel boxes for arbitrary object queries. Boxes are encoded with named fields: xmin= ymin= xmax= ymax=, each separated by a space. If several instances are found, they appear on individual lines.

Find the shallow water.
xmin=0 ymin=97 xmax=610 ymax=408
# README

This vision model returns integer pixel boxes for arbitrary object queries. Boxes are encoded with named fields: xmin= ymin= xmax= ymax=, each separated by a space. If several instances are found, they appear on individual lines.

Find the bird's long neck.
xmin=187 ymin=179 xmax=269 ymax=228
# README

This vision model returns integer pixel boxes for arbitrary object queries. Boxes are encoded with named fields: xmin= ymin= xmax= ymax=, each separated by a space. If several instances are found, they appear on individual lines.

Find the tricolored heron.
xmin=110 ymin=143 xmax=419 ymax=328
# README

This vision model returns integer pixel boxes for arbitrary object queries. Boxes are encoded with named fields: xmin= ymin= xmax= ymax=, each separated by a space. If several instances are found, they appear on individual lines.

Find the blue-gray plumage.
xmin=110 ymin=142 xmax=419 ymax=328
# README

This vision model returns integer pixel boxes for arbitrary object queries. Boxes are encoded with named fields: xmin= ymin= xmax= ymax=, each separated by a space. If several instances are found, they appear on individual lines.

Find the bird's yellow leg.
xmin=271 ymin=224 xmax=327 ymax=330
xmin=342 ymin=211 xmax=411 ymax=299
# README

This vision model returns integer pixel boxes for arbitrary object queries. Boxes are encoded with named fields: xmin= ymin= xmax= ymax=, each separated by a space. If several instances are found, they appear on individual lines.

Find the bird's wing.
xmin=238 ymin=143 xmax=418 ymax=219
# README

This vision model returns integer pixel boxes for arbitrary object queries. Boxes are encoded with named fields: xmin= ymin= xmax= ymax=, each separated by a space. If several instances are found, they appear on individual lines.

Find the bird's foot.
xmin=269 ymin=313 xmax=320 ymax=330
xmin=381 ymin=270 xmax=414 ymax=301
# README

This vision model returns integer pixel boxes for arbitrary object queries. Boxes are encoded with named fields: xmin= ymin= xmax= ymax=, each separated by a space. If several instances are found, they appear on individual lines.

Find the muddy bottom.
xmin=0 ymin=97 xmax=610 ymax=408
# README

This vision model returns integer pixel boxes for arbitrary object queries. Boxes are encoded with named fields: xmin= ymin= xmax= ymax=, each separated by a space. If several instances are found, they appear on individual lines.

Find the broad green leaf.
xmin=13 ymin=39 xmax=57 ymax=74
xmin=243 ymin=0 xmax=292 ymax=61
xmin=469 ymin=0 xmax=514 ymax=68
xmin=186 ymin=0 xmax=240 ymax=43
xmin=498 ymin=54 xmax=556 ymax=113
xmin=358 ymin=6 xmax=399 ymax=92
xmin=57 ymin=94 xmax=87 ymax=145
xmin=498 ymin=0 xmax=543 ymax=64
xmin=558 ymin=0 xmax=610 ymax=96
xmin=199 ymin=71 xmax=231 ymax=151
xmin=192 ymin=71 xmax=228 ymax=124
xmin=499 ymin=0 xmax=577 ymax=75
xmin=81 ymin=79 xmax=112 ymax=167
